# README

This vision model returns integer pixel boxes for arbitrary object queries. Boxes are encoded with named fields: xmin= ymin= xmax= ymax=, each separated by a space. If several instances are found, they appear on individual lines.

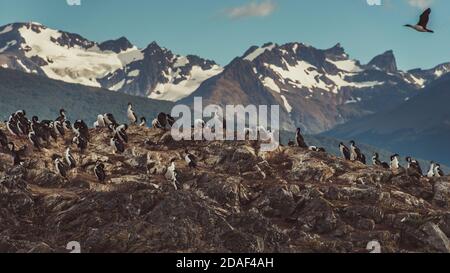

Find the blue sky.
xmin=0 ymin=0 xmax=446 ymax=70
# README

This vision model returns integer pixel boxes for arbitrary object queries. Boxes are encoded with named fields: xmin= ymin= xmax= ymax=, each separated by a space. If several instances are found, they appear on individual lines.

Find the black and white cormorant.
xmin=110 ymin=136 xmax=125 ymax=154
xmin=56 ymin=108 xmax=67 ymax=123
xmin=103 ymin=113 xmax=118 ymax=127
xmin=28 ymin=131 xmax=41 ymax=151
xmin=94 ymin=161 xmax=106 ymax=182
xmin=390 ymin=154 xmax=401 ymax=171
xmin=406 ymin=156 xmax=423 ymax=177
xmin=7 ymin=114 xmax=20 ymax=136
xmin=127 ymin=103 xmax=138 ymax=124
xmin=350 ymin=141 xmax=366 ymax=164
xmin=7 ymin=142 xmax=25 ymax=166
xmin=295 ymin=128 xmax=308 ymax=148
xmin=339 ymin=142 xmax=351 ymax=160
xmin=372 ymin=153 xmax=389 ymax=169
xmin=427 ymin=161 xmax=436 ymax=178
xmin=65 ymin=147 xmax=76 ymax=169
xmin=72 ymin=135 xmax=88 ymax=153
xmin=139 ymin=117 xmax=147 ymax=127
xmin=434 ymin=164 xmax=444 ymax=177
xmin=53 ymin=155 xmax=68 ymax=178
xmin=184 ymin=150 xmax=197 ymax=169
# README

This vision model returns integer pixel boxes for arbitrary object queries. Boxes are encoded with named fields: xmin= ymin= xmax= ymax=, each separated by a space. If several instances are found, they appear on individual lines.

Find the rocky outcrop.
xmin=0 ymin=124 xmax=450 ymax=253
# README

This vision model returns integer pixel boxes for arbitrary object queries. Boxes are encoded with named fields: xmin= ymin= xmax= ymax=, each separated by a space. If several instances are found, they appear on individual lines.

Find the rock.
xmin=433 ymin=180 xmax=450 ymax=208
xmin=356 ymin=218 xmax=376 ymax=231
xmin=258 ymin=187 xmax=296 ymax=218
xmin=421 ymin=222 xmax=450 ymax=253
xmin=1 ymin=124 xmax=450 ymax=253
xmin=343 ymin=205 xmax=384 ymax=224
xmin=296 ymin=197 xmax=337 ymax=234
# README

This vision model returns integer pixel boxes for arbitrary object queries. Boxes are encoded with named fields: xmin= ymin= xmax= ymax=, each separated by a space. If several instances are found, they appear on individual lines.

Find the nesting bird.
xmin=166 ymin=161 xmax=180 ymax=190
xmin=390 ymin=154 xmax=401 ymax=171
xmin=103 ymin=113 xmax=118 ymax=127
xmin=372 ymin=153 xmax=390 ymax=169
xmin=65 ymin=147 xmax=77 ymax=169
xmin=434 ymin=164 xmax=444 ymax=177
xmin=295 ymin=128 xmax=308 ymax=148
xmin=427 ymin=161 xmax=436 ymax=178
xmin=139 ymin=117 xmax=147 ymax=127
xmin=184 ymin=150 xmax=197 ymax=169
xmin=56 ymin=108 xmax=67 ymax=123
xmin=72 ymin=135 xmax=88 ymax=153
xmin=110 ymin=136 xmax=125 ymax=154
xmin=28 ymin=131 xmax=41 ymax=151
xmin=127 ymin=103 xmax=138 ymax=124
xmin=308 ymin=146 xmax=326 ymax=153
xmin=53 ymin=155 xmax=68 ymax=178
xmin=339 ymin=142 xmax=351 ymax=160
xmin=350 ymin=141 xmax=366 ymax=164
xmin=7 ymin=142 xmax=25 ymax=166
xmin=94 ymin=114 xmax=106 ymax=128
xmin=406 ymin=156 xmax=423 ymax=177
xmin=94 ymin=161 xmax=106 ymax=182
xmin=7 ymin=114 xmax=20 ymax=137
xmin=73 ymin=120 xmax=90 ymax=140
xmin=114 ymin=124 xmax=129 ymax=143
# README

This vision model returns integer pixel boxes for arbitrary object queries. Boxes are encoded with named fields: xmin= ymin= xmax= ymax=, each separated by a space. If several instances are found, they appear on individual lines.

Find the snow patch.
xmin=110 ymin=79 xmax=125 ymax=91
xmin=327 ymin=59 xmax=362 ymax=73
xmin=0 ymin=40 xmax=17 ymax=53
xmin=16 ymin=58 xmax=31 ymax=73
xmin=280 ymin=95 xmax=292 ymax=113
xmin=149 ymin=65 xmax=223 ymax=101
xmin=244 ymin=44 xmax=276 ymax=62
xmin=0 ymin=25 xmax=13 ymax=35
xmin=174 ymin=56 xmax=190 ymax=68
xmin=262 ymin=77 xmax=280 ymax=93
xmin=127 ymin=69 xmax=140 ymax=77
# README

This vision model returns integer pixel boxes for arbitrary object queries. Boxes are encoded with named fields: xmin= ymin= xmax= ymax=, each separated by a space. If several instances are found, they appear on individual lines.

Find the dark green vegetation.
xmin=0 ymin=68 xmax=173 ymax=124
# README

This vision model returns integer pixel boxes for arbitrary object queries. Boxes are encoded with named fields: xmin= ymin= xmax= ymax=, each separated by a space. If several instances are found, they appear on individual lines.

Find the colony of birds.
xmin=1 ymin=103 xmax=444 ymax=186
xmin=0 ymin=104 xmax=187 ymax=186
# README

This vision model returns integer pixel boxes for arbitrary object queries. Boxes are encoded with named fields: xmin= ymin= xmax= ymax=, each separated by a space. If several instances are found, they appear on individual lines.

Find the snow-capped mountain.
xmin=182 ymin=42 xmax=450 ymax=133
xmin=0 ymin=22 xmax=222 ymax=100
xmin=98 ymin=42 xmax=222 ymax=101
xmin=408 ymin=63 xmax=450 ymax=87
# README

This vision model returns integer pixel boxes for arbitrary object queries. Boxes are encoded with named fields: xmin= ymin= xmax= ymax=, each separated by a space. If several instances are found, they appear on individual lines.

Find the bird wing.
xmin=418 ymin=8 xmax=431 ymax=28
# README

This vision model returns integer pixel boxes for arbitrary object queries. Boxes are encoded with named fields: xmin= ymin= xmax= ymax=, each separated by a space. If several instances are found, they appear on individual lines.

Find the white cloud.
xmin=225 ymin=1 xmax=276 ymax=19
xmin=406 ymin=0 xmax=434 ymax=9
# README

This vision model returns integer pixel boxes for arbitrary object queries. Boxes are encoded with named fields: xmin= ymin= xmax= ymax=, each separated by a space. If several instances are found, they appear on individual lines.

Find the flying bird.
xmin=404 ymin=8 xmax=434 ymax=33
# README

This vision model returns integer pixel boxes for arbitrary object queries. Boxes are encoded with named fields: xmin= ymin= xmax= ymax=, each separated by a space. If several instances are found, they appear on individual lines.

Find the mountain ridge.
xmin=2 ymin=22 xmax=450 ymax=134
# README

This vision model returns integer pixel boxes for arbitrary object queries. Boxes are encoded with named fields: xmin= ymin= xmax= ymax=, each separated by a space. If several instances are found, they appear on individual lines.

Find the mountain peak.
xmin=99 ymin=36 xmax=134 ymax=53
xmin=367 ymin=50 xmax=397 ymax=73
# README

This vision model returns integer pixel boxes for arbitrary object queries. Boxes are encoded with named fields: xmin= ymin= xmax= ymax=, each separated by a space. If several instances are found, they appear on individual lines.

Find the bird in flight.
xmin=404 ymin=8 xmax=434 ymax=33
